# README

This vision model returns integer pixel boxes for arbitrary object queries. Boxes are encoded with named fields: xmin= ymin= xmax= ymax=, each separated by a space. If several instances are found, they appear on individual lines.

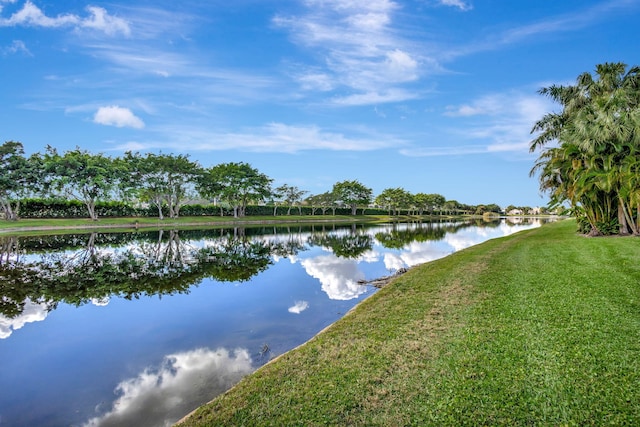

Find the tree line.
xmin=0 ymin=142 xmax=519 ymax=221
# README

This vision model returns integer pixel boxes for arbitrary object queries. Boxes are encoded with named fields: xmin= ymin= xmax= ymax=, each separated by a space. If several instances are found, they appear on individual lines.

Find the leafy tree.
xmin=42 ymin=147 xmax=121 ymax=221
xmin=443 ymin=200 xmax=460 ymax=215
xmin=124 ymin=152 xmax=201 ymax=219
xmin=306 ymin=191 xmax=338 ymax=215
xmin=332 ymin=180 xmax=372 ymax=215
xmin=375 ymin=187 xmax=413 ymax=215
xmin=0 ymin=141 xmax=41 ymax=220
xmin=530 ymin=62 xmax=640 ymax=235
xmin=413 ymin=193 xmax=431 ymax=215
xmin=304 ymin=193 xmax=321 ymax=215
xmin=198 ymin=162 xmax=273 ymax=218
xmin=414 ymin=193 xmax=446 ymax=215
xmin=271 ymin=185 xmax=286 ymax=216
xmin=277 ymin=184 xmax=308 ymax=215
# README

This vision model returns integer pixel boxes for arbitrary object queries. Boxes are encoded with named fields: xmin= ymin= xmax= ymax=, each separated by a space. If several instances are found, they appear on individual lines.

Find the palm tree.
xmin=530 ymin=62 xmax=640 ymax=235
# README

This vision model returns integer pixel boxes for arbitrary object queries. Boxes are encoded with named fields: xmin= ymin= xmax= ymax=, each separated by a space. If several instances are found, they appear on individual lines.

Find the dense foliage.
xmin=1 ymin=142 xmax=524 ymax=221
xmin=530 ymin=62 xmax=640 ymax=235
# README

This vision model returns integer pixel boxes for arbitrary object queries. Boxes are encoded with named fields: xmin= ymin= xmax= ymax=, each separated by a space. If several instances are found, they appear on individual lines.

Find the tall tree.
xmin=198 ymin=162 xmax=273 ymax=218
xmin=0 ymin=141 xmax=41 ymax=220
xmin=283 ymin=185 xmax=308 ymax=215
xmin=306 ymin=191 xmax=337 ymax=215
xmin=332 ymin=180 xmax=372 ymax=215
xmin=530 ymin=62 xmax=640 ymax=235
xmin=42 ymin=147 xmax=120 ymax=221
xmin=275 ymin=184 xmax=308 ymax=215
xmin=375 ymin=187 xmax=413 ymax=215
xmin=124 ymin=152 xmax=201 ymax=219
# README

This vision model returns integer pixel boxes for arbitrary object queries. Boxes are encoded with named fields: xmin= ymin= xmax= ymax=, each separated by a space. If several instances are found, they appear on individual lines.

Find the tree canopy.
xmin=0 ymin=141 xmax=40 ymax=220
xmin=530 ymin=62 xmax=640 ymax=235
xmin=198 ymin=162 xmax=273 ymax=218
xmin=42 ymin=147 xmax=121 ymax=221
xmin=332 ymin=180 xmax=372 ymax=215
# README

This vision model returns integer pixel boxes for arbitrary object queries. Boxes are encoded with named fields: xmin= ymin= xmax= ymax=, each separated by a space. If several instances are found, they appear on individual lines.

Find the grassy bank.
xmin=181 ymin=220 xmax=640 ymax=426
xmin=0 ymin=214 xmax=392 ymax=235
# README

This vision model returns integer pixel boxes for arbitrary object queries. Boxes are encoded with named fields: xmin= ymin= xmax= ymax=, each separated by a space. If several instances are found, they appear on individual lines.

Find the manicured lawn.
xmin=180 ymin=219 xmax=640 ymax=426
xmin=0 ymin=214 xmax=388 ymax=235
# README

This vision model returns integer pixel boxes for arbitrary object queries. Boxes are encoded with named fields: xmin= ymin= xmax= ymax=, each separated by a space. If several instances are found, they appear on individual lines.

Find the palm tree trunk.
xmin=618 ymin=197 xmax=630 ymax=235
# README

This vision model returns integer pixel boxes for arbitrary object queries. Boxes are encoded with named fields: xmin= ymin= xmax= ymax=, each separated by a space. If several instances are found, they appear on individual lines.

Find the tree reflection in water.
xmin=0 ymin=219 xmax=534 ymax=321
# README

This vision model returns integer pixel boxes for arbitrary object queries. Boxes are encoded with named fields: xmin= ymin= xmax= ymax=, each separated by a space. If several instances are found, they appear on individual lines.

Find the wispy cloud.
xmin=402 ymin=90 xmax=554 ymax=157
xmin=274 ymin=0 xmax=430 ymax=105
xmin=94 ymin=106 xmax=144 ymax=129
xmin=0 ymin=1 xmax=130 ymax=36
xmin=439 ymin=0 xmax=473 ymax=11
xmin=446 ymin=0 xmax=638 ymax=58
xmin=1 ymin=39 xmax=30 ymax=55
xmin=113 ymin=122 xmax=405 ymax=154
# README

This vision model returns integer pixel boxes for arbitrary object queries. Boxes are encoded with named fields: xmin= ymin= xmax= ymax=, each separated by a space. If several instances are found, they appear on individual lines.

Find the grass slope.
xmin=181 ymin=220 xmax=640 ymax=426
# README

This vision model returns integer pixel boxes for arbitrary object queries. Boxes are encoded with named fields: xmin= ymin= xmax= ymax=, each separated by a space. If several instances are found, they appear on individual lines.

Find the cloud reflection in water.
xmin=83 ymin=347 xmax=254 ymax=427
xmin=301 ymin=255 xmax=366 ymax=300
xmin=288 ymin=300 xmax=309 ymax=314
xmin=0 ymin=299 xmax=49 ymax=339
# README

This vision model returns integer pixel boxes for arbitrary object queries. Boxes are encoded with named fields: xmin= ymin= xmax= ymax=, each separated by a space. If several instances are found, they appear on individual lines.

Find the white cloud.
xmin=94 ymin=106 xmax=145 ymax=129
xmin=80 ymin=6 xmax=131 ymax=36
xmin=439 ymin=0 xmax=473 ymax=11
xmin=83 ymin=347 xmax=254 ymax=427
xmin=119 ymin=122 xmax=404 ymax=154
xmin=0 ymin=1 xmax=130 ymax=36
xmin=399 ymin=145 xmax=487 ymax=157
xmin=446 ymin=0 xmax=637 ymax=59
xmin=274 ymin=0 xmax=431 ymax=105
xmin=403 ymin=90 xmax=554 ymax=157
xmin=288 ymin=300 xmax=309 ymax=314
xmin=0 ymin=0 xmax=17 ymax=14
xmin=1 ymin=39 xmax=30 ymax=55
xmin=332 ymin=89 xmax=419 ymax=106
xmin=0 ymin=1 xmax=78 ymax=27
xmin=295 ymin=70 xmax=335 ymax=92
xmin=444 ymin=94 xmax=504 ymax=117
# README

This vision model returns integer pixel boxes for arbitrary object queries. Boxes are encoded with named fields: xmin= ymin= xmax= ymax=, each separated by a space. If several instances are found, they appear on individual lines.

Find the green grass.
xmin=0 ymin=214 xmax=392 ymax=235
xmin=180 ymin=220 xmax=640 ymax=426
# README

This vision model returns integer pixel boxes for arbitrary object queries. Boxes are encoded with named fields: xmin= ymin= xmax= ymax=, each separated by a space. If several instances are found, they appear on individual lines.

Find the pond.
xmin=0 ymin=218 xmax=547 ymax=426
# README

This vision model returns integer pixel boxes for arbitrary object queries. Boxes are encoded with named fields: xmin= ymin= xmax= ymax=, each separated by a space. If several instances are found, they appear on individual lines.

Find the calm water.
xmin=0 ymin=218 xmax=546 ymax=427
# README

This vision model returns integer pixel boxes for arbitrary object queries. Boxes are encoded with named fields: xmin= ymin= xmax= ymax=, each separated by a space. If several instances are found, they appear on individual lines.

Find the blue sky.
xmin=1 ymin=0 xmax=638 ymax=207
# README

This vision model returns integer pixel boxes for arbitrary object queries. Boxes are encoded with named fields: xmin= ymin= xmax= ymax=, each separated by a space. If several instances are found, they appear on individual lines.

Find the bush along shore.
xmin=179 ymin=219 xmax=640 ymax=426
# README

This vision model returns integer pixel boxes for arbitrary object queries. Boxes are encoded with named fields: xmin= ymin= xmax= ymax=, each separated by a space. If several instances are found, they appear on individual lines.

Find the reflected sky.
xmin=301 ymin=254 xmax=367 ymax=300
xmin=0 ymin=299 xmax=50 ymax=339
xmin=83 ymin=347 xmax=254 ymax=427
xmin=0 ymin=218 xmax=547 ymax=426
xmin=288 ymin=301 xmax=309 ymax=314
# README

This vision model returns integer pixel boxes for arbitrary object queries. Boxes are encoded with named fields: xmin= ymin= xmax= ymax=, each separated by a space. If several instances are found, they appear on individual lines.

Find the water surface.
xmin=0 ymin=218 xmax=546 ymax=426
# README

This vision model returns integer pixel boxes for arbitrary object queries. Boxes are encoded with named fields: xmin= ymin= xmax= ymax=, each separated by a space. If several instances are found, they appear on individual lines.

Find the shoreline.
xmin=0 ymin=214 xmax=556 ymax=236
